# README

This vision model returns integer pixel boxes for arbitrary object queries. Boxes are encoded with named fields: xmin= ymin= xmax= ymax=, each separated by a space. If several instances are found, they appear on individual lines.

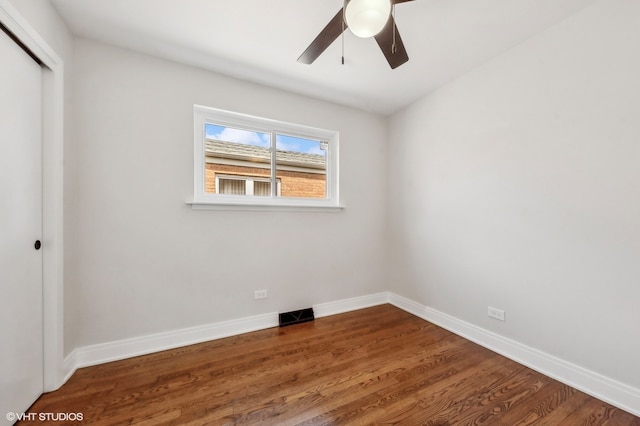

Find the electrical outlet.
xmin=254 ymin=289 xmax=267 ymax=300
xmin=488 ymin=306 xmax=505 ymax=321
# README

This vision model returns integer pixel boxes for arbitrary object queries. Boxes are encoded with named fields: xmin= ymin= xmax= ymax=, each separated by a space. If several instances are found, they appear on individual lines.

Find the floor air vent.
xmin=279 ymin=308 xmax=315 ymax=327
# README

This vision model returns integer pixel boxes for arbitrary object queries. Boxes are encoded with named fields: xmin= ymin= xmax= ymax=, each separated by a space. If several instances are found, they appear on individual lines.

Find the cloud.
xmin=276 ymin=136 xmax=327 ymax=156
xmin=304 ymin=145 xmax=327 ymax=156
xmin=206 ymin=125 xmax=269 ymax=148
xmin=276 ymin=140 xmax=301 ymax=153
xmin=205 ymin=124 xmax=326 ymax=155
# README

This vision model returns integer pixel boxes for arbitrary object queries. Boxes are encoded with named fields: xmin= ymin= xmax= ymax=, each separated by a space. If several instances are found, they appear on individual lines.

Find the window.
xmin=191 ymin=105 xmax=341 ymax=211
xmin=215 ymin=175 xmax=281 ymax=197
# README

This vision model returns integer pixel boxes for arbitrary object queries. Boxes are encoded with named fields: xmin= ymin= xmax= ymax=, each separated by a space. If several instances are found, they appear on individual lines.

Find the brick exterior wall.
xmin=277 ymin=169 xmax=326 ymax=199
xmin=205 ymin=163 xmax=326 ymax=198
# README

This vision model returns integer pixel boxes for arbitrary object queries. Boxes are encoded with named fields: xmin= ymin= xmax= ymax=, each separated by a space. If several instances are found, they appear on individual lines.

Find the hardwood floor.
xmin=23 ymin=305 xmax=639 ymax=425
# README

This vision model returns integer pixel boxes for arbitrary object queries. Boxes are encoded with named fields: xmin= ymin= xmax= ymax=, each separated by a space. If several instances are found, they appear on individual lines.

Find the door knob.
xmin=34 ymin=240 xmax=41 ymax=250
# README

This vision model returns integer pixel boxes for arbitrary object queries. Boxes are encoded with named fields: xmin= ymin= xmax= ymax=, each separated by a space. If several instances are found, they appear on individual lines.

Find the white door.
xmin=0 ymin=27 xmax=44 ymax=424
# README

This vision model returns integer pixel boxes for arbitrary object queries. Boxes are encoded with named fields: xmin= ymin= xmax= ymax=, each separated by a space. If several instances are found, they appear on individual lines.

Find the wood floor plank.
xmin=495 ymin=381 xmax=577 ymax=425
xmin=21 ymin=304 xmax=638 ymax=425
xmin=382 ymin=355 xmax=524 ymax=424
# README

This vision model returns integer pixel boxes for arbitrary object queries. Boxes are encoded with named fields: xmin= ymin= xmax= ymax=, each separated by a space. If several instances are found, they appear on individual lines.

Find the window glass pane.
xmin=253 ymin=180 xmax=271 ymax=197
xmin=275 ymin=134 xmax=327 ymax=199
xmin=218 ymin=178 xmax=246 ymax=195
xmin=204 ymin=124 xmax=271 ymax=195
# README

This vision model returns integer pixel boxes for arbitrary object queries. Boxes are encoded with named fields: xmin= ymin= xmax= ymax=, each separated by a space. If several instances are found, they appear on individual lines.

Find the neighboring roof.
xmin=205 ymin=139 xmax=326 ymax=170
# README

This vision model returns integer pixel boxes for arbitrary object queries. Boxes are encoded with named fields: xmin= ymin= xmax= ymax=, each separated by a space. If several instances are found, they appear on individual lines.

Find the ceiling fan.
xmin=298 ymin=0 xmax=415 ymax=69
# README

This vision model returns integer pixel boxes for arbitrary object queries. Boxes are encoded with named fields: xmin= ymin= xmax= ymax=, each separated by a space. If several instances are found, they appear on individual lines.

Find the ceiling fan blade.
xmin=392 ymin=0 xmax=415 ymax=3
xmin=298 ymin=9 xmax=347 ymax=65
xmin=374 ymin=16 xmax=409 ymax=69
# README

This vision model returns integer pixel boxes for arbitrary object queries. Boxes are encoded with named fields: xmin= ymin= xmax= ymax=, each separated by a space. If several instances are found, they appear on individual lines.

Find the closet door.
xmin=0 ymin=26 xmax=44 ymax=423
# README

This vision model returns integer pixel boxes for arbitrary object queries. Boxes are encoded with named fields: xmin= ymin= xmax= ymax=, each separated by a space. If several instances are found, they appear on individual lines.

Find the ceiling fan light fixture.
xmin=345 ymin=0 xmax=392 ymax=38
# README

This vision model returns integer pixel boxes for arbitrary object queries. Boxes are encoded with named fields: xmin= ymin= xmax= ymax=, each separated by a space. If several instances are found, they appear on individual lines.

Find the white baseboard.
xmin=313 ymin=292 xmax=390 ymax=318
xmin=64 ymin=311 xmax=279 ymax=376
xmin=62 ymin=350 xmax=78 ymax=385
xmin=62 ymin=292 xmax=640 ymax=416
xmin=388 ymin=293 xmax=640 ymax=417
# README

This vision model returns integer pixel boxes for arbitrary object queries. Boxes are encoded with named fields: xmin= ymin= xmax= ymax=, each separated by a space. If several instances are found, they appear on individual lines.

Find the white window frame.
xmin=189 ymin=105 xmax=342 ymax=211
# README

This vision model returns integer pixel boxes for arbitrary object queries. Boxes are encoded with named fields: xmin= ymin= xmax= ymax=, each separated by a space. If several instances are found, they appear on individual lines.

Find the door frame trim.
xmin=0 ymin=0 xmax=65 ymax=391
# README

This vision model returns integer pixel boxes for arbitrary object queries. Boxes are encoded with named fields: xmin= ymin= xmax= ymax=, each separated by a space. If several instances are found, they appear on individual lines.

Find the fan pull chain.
xmin=392 ymin=3 xmax=397 ymax=54
xmin=342 ymin=1 xmax=346 ymax=64
xmin=342 ymin=21 xmax=345 ymax=64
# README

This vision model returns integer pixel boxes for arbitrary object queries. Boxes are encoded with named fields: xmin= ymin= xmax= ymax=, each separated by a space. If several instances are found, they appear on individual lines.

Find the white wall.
xmin=66 ymin=38 xmax=388 ymax=352
xmin=389 ymin=0 xmax=640 ymax=391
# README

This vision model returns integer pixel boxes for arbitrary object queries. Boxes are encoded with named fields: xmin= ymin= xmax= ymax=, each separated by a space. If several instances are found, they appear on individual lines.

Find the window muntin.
xmin=193 ymin=105 xmax=339 ymax=209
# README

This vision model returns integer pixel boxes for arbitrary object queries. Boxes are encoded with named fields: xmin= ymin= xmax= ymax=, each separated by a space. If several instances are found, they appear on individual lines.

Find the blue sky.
xmin=206 ymin=124 xmax=326 ymax=156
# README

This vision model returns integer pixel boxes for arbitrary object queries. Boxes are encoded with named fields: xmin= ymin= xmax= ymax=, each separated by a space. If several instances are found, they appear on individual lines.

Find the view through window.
xmin=204 ymin=124 xmax=328 ymax=199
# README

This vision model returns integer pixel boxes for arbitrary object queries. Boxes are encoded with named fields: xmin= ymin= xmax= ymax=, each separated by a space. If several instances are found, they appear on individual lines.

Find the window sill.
xmin=186 ymin=199 xmax=345 ymax=212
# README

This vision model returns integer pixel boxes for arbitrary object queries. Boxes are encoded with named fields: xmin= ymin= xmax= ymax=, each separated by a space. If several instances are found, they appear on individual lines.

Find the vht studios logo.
xmin=6 ymin=412 xmax=84 ymax=422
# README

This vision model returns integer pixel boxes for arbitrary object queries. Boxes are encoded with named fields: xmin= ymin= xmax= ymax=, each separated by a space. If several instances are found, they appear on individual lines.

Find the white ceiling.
xmin=51 ymin=0 xmax=597 ymax=115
